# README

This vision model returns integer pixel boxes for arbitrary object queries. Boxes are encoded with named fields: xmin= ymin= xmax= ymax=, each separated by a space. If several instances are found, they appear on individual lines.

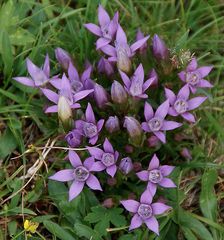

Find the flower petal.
xmin=144 ymin=216 xmax=159 ymax=235
xmin=84 ymin=23 xmax=102 ymax=37
xmin=45 ymin=105 xmax=58 ymax=113
xmin=68 ymin=62 xmax=80 ymax=82
xmin=142 ymin=78 xmax=154 ymax=92
xmin=89 ymin=135 xmax=98 ymax=145
xmin=116 ymin=24 xmax=127 ymax=44
xmin=154 ymin=131 xmax=166 ymax=143
xmin=49 ymin=169 xmax=74 ymax=182
xmin=43 ymin=54 xmax=50 ymax=77
xmin=164 ymin=88 xmax=176 ymax=105
xmin=160 ymin=120 xmax=182 ymax=131
xmin=13 ymin=77 xmax=35 ymax=87
xmin=120 ymin=200 xmax=139 ymax=213
xmin=87 ymin=147 xmax=104 ymax=160
xmin=41 ymin=88 xmax=59 ymax=104
xmin=187 ymin=97 xmax=207 ymax=110
xmin=198 ymin=79 xmax=213 ymax=88
xmin=98 ymin=5 xmax=110 ymax=27
xmin=69 ymin=150 xmax=82 ymax=167
xmin=101 ymin=45 xmax=116 ymax=57
xmin=155 ymin=100 xmax=169 ymax=119
xmin=177 ymin=84 xmax=190 ymax=100
xmin=140 ymin=189 xmax=153 ymax=204
xmin=96 ymin=37 xmax=111 ymax=50
xmin=83 ymin=157 xmax=95 ymax=169
xmin=178 ymin=71 xmax=186 ymax=82
xmin=85 ymin=103 xmax=96 ymax=123
xmin=148 ymin=154 xmax=160 ymax=170
xmin=141 ymin=122 xmax=150 ymax=132
xmin=74 ymin=89 xmax=94 ymax=102
xmin=136 ymin=170 xmax=149 ymax=181
xmin=147 ymin=181 xmax=157 ymax=196
xmin=119 ymin=70 xmax=131 ymax=88
xmin=129 ymin=214 xmax=143 ymax=230
xmin=151 ymin=203 xmax=171 ymax=215
xmin=106 ymin=165 xmax=117 ymax=177
xmin=130 ymin=35 xmax=150 ymax=53
xmin=86 ymin=174 xmax=102 ymax=190
xmin=159 ymin=178 xmax=176 ymax=188
xmin=186 ymin=58 xmax=197 ymax=71
xmin=144 ymin=102 xmax=154 ymax=121
xmin=69 ymin=181 xmax=84 ymax=201
xmin=97 ymin=119 xmax=104 ymax=132
xmin=89 ymin=161 xmax=106 ymax=172
xmin=197 ymin=66 xmax=213 ymax=78
xmin=103 ymin=138 xmax=114 ymax=153
xmin=159 ymin=165 xmax=175 ymax=176
xmin=181 ymin=112 xmax=195 ymax=122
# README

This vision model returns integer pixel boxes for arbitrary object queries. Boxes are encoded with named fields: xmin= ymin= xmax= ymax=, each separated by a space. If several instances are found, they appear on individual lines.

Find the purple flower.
xmin=141 ymin=100 xmax=182 ymax=143
xmin=84 ymin=5 xmax=119 ymax=49
xmin=41 ymin=74 xmax=93 ymax=114
xmin=88 ymin=138 xmax=119 ymax=177
xmin=105 ymin=116 xmax=120 ymax=133
xmin=152 ymin=34 xmax=169 ymax=61
xmin=119 ymin=157 xmax=133 ymax=175
xmin=136 ymin=154 xmax=176 ymax=196
xmin=165 ymin=85 xmax=207 ymax=122
xmin=101 ymin=25 xmax=149 ymax=73
xmin=49 ymin=150 xmax=102 ymax=201
xmin=120 ymin=189 xmax=171 ymax=234
xmin=147 ymin=69 xmax=158 ymax=87
xmin=13 ymin=55 xmax=50 ymax=88
xmin=119 ymin=64 xmax=155 ymax=99
xmin=178 ymin=58 xmax=213 ymax=93
xmin=55 ymin=47 xmax=72 ymax=70
xmin=136 ymin=29 xmax=148 ymax=55
xmin=65 ymin=129 xmax=83 ymax=147
xmin=93 ymin=83 xmax=109 ymax=109
xmin=97 ymin=57 xmax=114 ymax=76
xmin=111 ymin=80 xmax=128 ymax=104
xmin=75 ymin=103 xmax=104 ymax=145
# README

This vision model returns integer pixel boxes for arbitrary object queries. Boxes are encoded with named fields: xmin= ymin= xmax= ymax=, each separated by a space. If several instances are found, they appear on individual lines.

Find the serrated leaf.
xmin=43 ymin=220 xmax=75 ymax=240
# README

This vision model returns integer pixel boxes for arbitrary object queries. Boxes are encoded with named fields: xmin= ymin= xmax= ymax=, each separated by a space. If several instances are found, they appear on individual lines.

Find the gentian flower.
xmin=13 ymin=55 xmax=51 ymax=88
xmin=97 ymin=57 xmax=114 ymax=76
xmin=136 ymin=29 xmax=148 ymax=55
xmin=75 ymin=103 xmax=104 ymax=145
xmin=101 ymin=25 xmax=149 ymax=73
xmin=136 ymin=154 xmax=176 ymax=196
xmin=178 ymin=58 xmax=213 ymax=93
xmin=84 ymin=5 xmax=119 ymax=49
xmin=93 ymin=83 xmax=109 ymax=109
xmin=152 ymin=34 xmax=169 ymax=61
xmin=119 ymin=64 xmax=155 ymax=99
xmin=49 ymin=150 xmax=102 ymax=201
xmin=105 ymin=116 xmax=120 ymax=133
xmin=88 ymin=138 xmax=119 ymax=177
xmin=119 ymin=157 xmax=133 ymax=175
xmin=111 ymin=80 xmax=128 ymax=104
xmin=165 ymin=84 xmax=207 ymax=122
xmin=55 ymin=47 xmax=72 ymax=70
xmin=141 ymin=100 xmax=182 ymax=143
xmin=65 ymin=129 xmax=83 ymax=148
xmin=120 ymin=189 xmax=171 ymax=234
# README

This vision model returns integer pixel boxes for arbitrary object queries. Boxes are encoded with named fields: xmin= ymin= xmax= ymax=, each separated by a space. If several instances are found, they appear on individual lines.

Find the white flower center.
xmin=138 ymin=204 xmax=153 ymax=219
xmin=149 ymin=169 xmax=163 ymax=183
xmin=186 ymin=72 xmax=200 ymax=86
xmin=148 ymin=118 xmax=162 ymax=131
xmin=102 ymin=153 xmax=115 ymax=167
xmin=174 ymin=99 xmax=188 ymax=114
xmin=74 ymin=166 xmax=89 ymax=181
xmin=83 ymin=122 xmax=97 ymax=138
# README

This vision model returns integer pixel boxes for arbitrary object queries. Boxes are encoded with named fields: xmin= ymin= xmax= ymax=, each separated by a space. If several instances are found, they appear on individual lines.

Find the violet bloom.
xmin=141 ymin=100 xmax=182 ymax=143
xmin=75 ymin=103 xmax=104 ymax=145
xmin=84 ymin=5 xmax=118 ymax=49
xmin=119 ymin=157 xmax=133 ymax=175
xmin=124 ymin=117 xmax=143 ymax=142
xmin=101 ymin=25 xmax=149 ymax=73
xmin=178 ymin=58 xmax=213 ymax=93
xmin=65 ymin=129 xmax=83 ymax=148
xmin=105 ymin=116 xmax=120 ymax=133
xmin=55 ymin=47 xmax=72 ymax=70
xmin=120 ymin=189 xmax=171 ymax=234
xmin=165 ymin=85 xmax=207 ymax=122
xmin=88 ymin=138 xmax=119 ymax=177
xmin=13 ymin=55 xmax=51 ymax=88
xmin=49 ymin=150 xmax=102 ymax=201
xmin=136 ymin=154 xmax=176 ymax=196
xmin=152 ymin=34 xmax=169 ymax=61
xmin=97 ymin=57 xmax=114 ymax=76
xmin=41 ymin=74 xmax=93 ymax=114
xmin=93 ymin=83 xmax=109 ymax=109
xmin=111 ymin=80 xmax=128 ymax=104
xmin=119 ymin=64 xmax=155 ymax=99
xmin=136 ymin=29 xmax=148 ymax=55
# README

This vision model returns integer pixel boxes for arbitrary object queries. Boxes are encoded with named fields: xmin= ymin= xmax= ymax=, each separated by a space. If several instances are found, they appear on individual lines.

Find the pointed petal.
xmin=98 ymin=5 xmax=110 ymax=27
xmin=74 ymin=89 xmax=94 ymax=102
xmin=69 ymin=181 xmax=84 ymax=201
xmin=75 ymin=120 xmax=85 ymax=130
xmin=96 ymin=37 xmax=111 ymax=50
xmin=159 ymin=165 xmax=175 ymax=176
xmin=165 ymin=88 xmax=176 ymax=105
xmin=120 ymin=200 xmax=139 ymax=213
xmin=103 ymin=138 xmax=114 ymax=153
xmin=177 ymin=84 xmax=190 ymax=100
xmin=85 ymin=103 xmax=96 ymax=123
xmin=197 ymin=66 xmax=213 ymax=78
xmin=186 ymin=58 xmax=197 ymax=71
xmin=141 ymin=122 xmax=150 ymax=132
xmin=81 ymin=65 xmax=92 ymax=82
xmin=49 ymin=77 xmax=61 ymax=89
xmin=89 ymin=161 xmax=106 ymax=172
xmin=97 ymin=119 xmax=104 ymax=132
xmin=152 ymin=202 xmax=171 ymax=215
xmin=71 ymin=103 xmax=81 ymax=109
xmin=149 ymin=154 xmax=160 ymax=170
xmin=86 ymin=174 xmax=102 ymax=190
xmin=116 ymin=25 xmax=127 ymax=44
xmin=155 ymin=100 xmax=169 ymax=119
xmin=144 ymin=216 xmax=159 ymax=235
xmin=49 ymin=169 xmax=74 ymax=182
xmin=198 ymin=79 xmax=213 ymax=88
xmin=181 ymin=112 xmax=195 ymax=122
xmin=142 ymin=78 xmax=154 ymax=92
xmin=129 ymin=214 xmax=143 ymax=230
xmin=147 ymin=181 xmax=157 ymax=196
xmin=13 ymin=77 xmax=35 ymax=87
xmin=140 ymin=189 xmax=153 ymax=204
xmin=130 ymin=35 xmax=150 ymax=53
xmin=84 ymin=23 xmax=102 ymax=37
xmin=136 ymin=170 xmax=149 ymax=181
xmin=106 ymin=165 xmax=117 ymax=177
xmin=154 ymin=131 xmax=166 ymax=143
xmin=43 ymin=54 xmax=50 ymax=77
xmin=87 ymin=147 xmax=104 ymax=160
xmin=89 ymin=135 xmax=98 ymax=145
xmin=178 ymin=71 xmax=186 ymax=82
xmin=168 ymin=107 xmax=178 ymax=116
xmin=159 ymin=178 xmax=176 ymax=188
xmin=69 ymin=150 xmax=82 ymax=167
xmin=144 ymin=102 xmax=154 ymax=121
xmin=45 ymin=105 xmax=58 ymax=113
xmin=41 ymin=88 xmax=59 ymax=104
xmin=68 ymin=62 xmax=80 ymax=82
xmin=101 ymin=45 xmax=116 ymax=57
xmin=83 ymin=157 xmax=95 ymax=169
xmin=188 ymin=97 xmax=207 ymax=110
xmin=160 ymin=120 xmax=182 ymax=131
xmin=119 ymin=70 xmax=131 ymax=88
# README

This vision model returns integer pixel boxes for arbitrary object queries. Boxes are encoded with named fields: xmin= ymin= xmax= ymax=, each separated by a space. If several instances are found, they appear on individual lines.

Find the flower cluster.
xmin=14 ymin=5 xmax=213 ymax=236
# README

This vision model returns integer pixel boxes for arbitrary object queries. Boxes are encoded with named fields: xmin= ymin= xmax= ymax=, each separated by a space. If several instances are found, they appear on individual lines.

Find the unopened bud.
xmin=116 ymin=46 xmax=132 ymax=74
xmin=180 ymin=148 xmax=192 ymax=160
xmin=119 ymin=157 xmax=133 ymax=175
xmin=152 ymin=34 xmax=169 ymax=61
xmin=94 ymin=83 xmax=109 ymax=109
xmin=105 ymin=116 xmax=120 ymax=133
xmin=111 ymin=80 xmax=128 ymax=104
xmin=55 ymin=47 xmax=72 ymax=70
xmin=102 ymin=198 xmax=114 ymax=208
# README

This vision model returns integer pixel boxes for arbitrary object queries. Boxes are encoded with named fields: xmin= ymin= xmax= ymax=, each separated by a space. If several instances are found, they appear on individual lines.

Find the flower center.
xmin=83 ymin=122 xmax=98 ymax=138
xmin=138 ymin=204 xmax=153 ymax=219
xmin=34 ymin=71 xmax=48 ymax=86
xmin=102 ymin=153 xmax=115 ymax=167
xmin=71 ymin=80 xmax=83 ymax=93
xmin=174 ymin=99 xmax=188 ymax=114
xmin=148 ymin=118 xmax=162 ymax=131
xmin=74 ymin=166 xmax=89 ymax=182
xmin=102 ymin=24 xmax=112 ymax=40
xmin=148 ymin=169 xmax=163 ymax=183
xmin=129 ymin=76 xmax=142 ymax=96
xmin=186 ymin=72 xmax=200 ymax=86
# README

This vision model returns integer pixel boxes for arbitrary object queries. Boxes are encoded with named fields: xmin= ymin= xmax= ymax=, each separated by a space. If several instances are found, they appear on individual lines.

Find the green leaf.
xmin=74 ymin=223 xmax=103 ymax=240
xmin=10 ymin=27 xmax=35 ymax=46
xmin=43 ymin=220 xmax=75 ymax=240
xmin=181 ymin=227 xmax=198 ymax=240
xmin=175 ymin=29 xmax=190 ymax=51
xmin=32 ymin=215 xmax=57 ymax=223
